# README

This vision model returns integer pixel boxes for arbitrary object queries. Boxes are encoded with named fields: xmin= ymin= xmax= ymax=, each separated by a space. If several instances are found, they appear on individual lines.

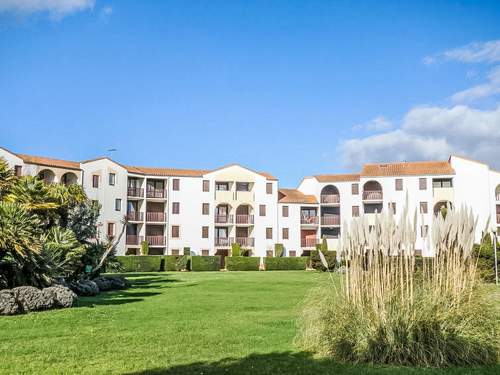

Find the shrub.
xmin=191 ymin=256 xmax=220 ymax=271
xmin=275 ymin=243 xmax=284 ymax=257
xmin=264 ymin=257 xmax=307 ymax=270
xmin=183 ymin=247 xmax=191 ymax=256
xmin=117 ymin=255 xmax=163 ymax=272
xmin=297 ymin=204 xmax=499 ymax=367
xmin=163 ymin=255 xmax=179 ymax=271
xmin=226 ymin=257 xmax=260 ymax=271
xmin=175 ymin=255 xmax=190 ymax=271
xmin=231 ymin=243 xmax=241 ymax=257
xmin=140 ymin=241 xmax=149 ymax=256
xmin=473 ymin=234 xmax=499 ymax=282
xmin=310 ymin=250 xmax=337 ymax=271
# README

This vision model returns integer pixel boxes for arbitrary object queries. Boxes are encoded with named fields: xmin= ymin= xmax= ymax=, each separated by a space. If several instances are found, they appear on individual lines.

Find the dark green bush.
xmin=473 ymin=236 xmax=499 ymax=282
xmin=191 ymin=256 xmax=220 ymax=271
xmin=275 ymin=243 xmax=284 ymax=257
xmin=175 ymin=255 xmax=191 ymax=271
xmin=226 ymin=257 xmax=260 ymax=271
xmin=264 ymin=257 xmax=307 ymax=270
xmin=310 ymin=250 xmax=337 ymax=271
xmin=117 ymin=256 xmax=163 ymax=272
xmin=163 ymin=255 xmax=179 ymax=271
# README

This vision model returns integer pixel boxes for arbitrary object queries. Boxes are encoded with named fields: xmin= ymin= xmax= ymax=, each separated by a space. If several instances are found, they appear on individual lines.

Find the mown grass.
xmin=0 ymin=271 xmax=498 ymax=374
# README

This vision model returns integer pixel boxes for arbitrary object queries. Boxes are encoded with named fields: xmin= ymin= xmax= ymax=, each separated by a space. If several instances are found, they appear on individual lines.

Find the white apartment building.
xmin=1 ymin=146 xmax=499 ymax=259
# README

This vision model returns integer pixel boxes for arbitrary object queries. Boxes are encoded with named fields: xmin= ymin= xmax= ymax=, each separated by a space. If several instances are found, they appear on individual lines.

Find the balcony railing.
xmin=126 ymin=211 xmax=143 ymax=222
xmin=215 ymin=237 xmax=233 ymax=246
xmin=321 ymin=215 xmax=341 ymax=226
xmin=235 ymin=214 xmax=254 ymax=224
xmin=235 ymin=237 xmax=255 ymax=247
xmin=363 ymin=190 xmax=383 ymax=200
xmin=145 ymin=235 xmax=166 ymax=246
xmin=146 ymin=189 xmax=167 ymax=199
xmin=146 ymin=212 xmax=166 ymax=222
xmin=215 ymin=214 xmax=234 ymax=224
xmin=301 ymin=238 xmax=318 ymax=248
xmin=126 ymin=235 xmax=143 ymax=245
xmin=301 ymin=216 xmax=319 ymax=225
xmin=320 ymin=194 xmax=340 ymax=204
xmin=127 ymin=187 xmax=144 ymax=198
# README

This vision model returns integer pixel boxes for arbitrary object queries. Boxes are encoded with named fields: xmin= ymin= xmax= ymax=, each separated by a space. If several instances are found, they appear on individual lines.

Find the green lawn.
xmin=0 ymin=271 xmax=498 ymax=374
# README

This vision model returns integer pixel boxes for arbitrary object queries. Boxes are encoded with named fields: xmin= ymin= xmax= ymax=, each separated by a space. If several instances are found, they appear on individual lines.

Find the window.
xmin=202 ymin=226 xmax=209 ymax=238
xmin=259 ymin=204 xmax=266 ymax=216
xmin=171 ymin=249 xmax=180 ymax=256
xmin=92 ymin=175 xmax=99 ymax=188
xmin=107 ymin=222 xmax=115 ymax=237
xmin=266 ymin=250 xmax=274 ymax=257
xmin=421 ymin=225 xmax=429 ymax=237
xmin=282 ymin=205 xmax=289 ymax=217
xmin=236 ymin=182 xmax=250 ymax=191
xmin=202 ymin=203 xmax=209 ymax=215
xmin=388 ymin=202 xmax=396 ymax=214
xmin=215 ymin=182 xmax=229 ymax=191
xmin=115 ymin=198 xmax=121 ymax=211
xmin=172 ymin=178 xmax=180 ymax=191
xmin=266 ymin=183 xmax=273 ymax=194
xmin=266 ymin=227 xmax=273 ymax=239
xmin=172 ymin=202 xmax=180 ymax=214
xmin=352 ymin=206 xmax=360 ymax=217
xmin=282 ymin=228 xmax=289 ymax=240
xmin=202 ymin=180 xmax=210 ymax=192
xmin=202 ymin=249 xmax=209 ymax=256
xmin=109 ymin=173 xmax=116 ymax=186
xmin=289 ymin=251 xmax=296 ymax=257
xmin=352 ymin=183 xmax=359 ymax=195
xmin=420 ymin=202 xmax=428 ymax=214
xmin=432 ymin=178 xmax=453 ymax=188
xmin=419 ymin=178 xmax=427 ymax=190
xmin=171 ymin=225 xmax=180 ymax=238
xmin=395 ymin=178 xmax=403 ymax=191
xmin=14 ymin=165 xmax=22 ymax=177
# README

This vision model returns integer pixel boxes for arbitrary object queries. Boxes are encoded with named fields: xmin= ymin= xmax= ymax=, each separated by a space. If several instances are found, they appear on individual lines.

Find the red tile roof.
xmin=278 ymin=188 xmax=318 ymax=204
xmin=315 ymin=173 xmax=360 ymax=182
xmin=361 ymin=161 xmax=455 ymax=177
xmin=124 ymin=165 xmax=210 ymax=177
xmin=16 ymin=153 xmax=81 ymax=170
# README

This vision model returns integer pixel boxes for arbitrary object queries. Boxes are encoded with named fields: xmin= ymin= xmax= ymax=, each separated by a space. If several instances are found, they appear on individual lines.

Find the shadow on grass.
xmin=125 ymin=351 xmax=499 ymax=375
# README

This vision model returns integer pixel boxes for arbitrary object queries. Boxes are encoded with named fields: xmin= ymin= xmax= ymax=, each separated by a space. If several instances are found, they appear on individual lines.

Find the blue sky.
xmin=1 ymin=1 xmax=500 ymax=186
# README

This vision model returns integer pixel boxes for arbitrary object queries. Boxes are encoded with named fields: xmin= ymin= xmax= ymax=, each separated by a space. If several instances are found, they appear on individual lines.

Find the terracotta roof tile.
xmin=315 ymin=173 xmax=360 ymax=182
xmin=361 ymin=160 xmax=455 ymax=177
xmin=124 ymin=165 xmax=211 ymax=177
xmin=278 ymin=188 xmax=318 ymax=204
xmin=257 ymin=171 xmax=278 ymax=181
xmin=16 ymin=153 xmax=81 ymax=170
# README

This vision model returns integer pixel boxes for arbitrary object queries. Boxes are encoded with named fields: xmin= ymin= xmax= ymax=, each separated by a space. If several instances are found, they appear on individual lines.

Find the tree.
xmin=4 ymin=176 xmax=58 ymax=217
xmin=0 ymin=158 xmax=16 ymax=199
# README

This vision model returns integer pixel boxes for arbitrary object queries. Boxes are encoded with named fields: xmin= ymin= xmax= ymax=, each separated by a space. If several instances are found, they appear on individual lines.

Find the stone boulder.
xmin=42 ymin=285 xmax=77 ymax=308
xmin=12 ymin=286 xmax=53 ymax=312
xmin=68 ymin=280 xmax=100 ymax=296
xmin=0 ymin=289 xmax=20 ymax=315
xmin=93 ymin=276 xmax=130 ymax=291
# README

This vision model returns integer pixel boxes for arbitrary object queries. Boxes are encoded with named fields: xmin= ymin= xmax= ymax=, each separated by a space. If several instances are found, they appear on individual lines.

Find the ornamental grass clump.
xmin=297 ymin=202 xmax=498 ymax=367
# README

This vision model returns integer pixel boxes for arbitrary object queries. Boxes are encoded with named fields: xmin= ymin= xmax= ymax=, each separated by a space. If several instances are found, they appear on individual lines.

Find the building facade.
xmin=1 ymin=146 xmax=499 ymax=258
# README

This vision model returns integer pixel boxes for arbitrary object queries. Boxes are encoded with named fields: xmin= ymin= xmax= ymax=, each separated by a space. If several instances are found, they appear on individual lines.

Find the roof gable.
xmin=361 ymin=160 xmax=455 ymax=177
xmin=278 ymin=188 xmax=318 ymax=204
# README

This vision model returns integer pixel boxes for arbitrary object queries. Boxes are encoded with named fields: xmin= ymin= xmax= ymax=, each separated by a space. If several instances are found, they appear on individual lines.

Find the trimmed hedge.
xmin=226 ymin=257 xmax=260 ymax=271
xmin=163 ymin=256 xmax=180 ymax=271
xmin=264 ymin=257 xmax=308 ymax=270
xmin=191 ymin=256 xmax=220 ymax=271
xmin=117 ymin=256 xmax=164 ymax=272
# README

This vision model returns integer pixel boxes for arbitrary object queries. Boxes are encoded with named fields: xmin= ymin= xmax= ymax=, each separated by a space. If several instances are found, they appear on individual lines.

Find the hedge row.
xmin=225 ymin=257 xmax=260 ymax=271
xmin=191 ymin=256 xmax=220 ymax=271
xmin=117 ymin=256 xmax=164 ymax=272
xmin=264 ymin=257 xmax=308 ymax=270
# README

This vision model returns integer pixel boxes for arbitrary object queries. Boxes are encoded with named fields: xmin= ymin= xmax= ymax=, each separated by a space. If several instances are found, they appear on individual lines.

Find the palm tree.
xmin=0 ymin=157 xmax=16 ymax=199
xmin=4 ymin=176 xmax=59 ymax=213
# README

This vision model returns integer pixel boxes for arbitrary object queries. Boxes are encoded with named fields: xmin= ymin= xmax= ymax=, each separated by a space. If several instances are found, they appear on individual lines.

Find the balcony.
xmin=235 ymin=214 xmax=254 ymax=224
xmin=321 ymin=215 xmax=341 ymax=226
xmin=127 ymin=187 xmax=144 ymax=198
xmin=320 ymin=194 xmax=340 ymax=204
xmin=235 ymin=237 xmax=255 ymax=247
xmin=146 ymin=212 xmax=166 ymax=222
xmin=126 ymin=235 xmax=143 ymax=245
xmin=215 ymin=214 xmax=234 ymax=224
xmin=126 ymin=211 xmax=143 ymax=222
xmin=146 ymin=189 xmax=167 ymax=199
xmin=215 ymin=237 xmax=233 ymax=247
xmin=301 ymin=238 xmax=318 ymax=248
xmin=215 ymin=190 xmax=234 ymax=202
xmin=145 ymin=235 xmax=166 ymax=247
xmin=301 ymin=216 xmax=319 ymax=225
xmin=363 ymin=190 xmax=383 ymax=201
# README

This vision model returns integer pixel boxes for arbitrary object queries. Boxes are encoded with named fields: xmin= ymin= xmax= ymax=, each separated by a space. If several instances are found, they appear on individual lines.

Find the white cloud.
xmin=353 ymin=116 xmax=393 ymax=132
xmin=0 ymin=0 xmax=95 ymax=19
xmin=451 ymin=65 xmax=500 ymax=102
xmin=424 ymin=40 xmax=500 ymax=65
xmin=341 ymin=105 xmax=500 ymax=170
